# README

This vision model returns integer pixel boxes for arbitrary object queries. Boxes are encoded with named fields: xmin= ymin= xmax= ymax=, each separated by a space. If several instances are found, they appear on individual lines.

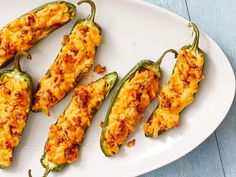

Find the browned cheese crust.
xmin=0 ymin=2 xmax=75 ymax=66
xmin=0 ymin=77 xmax=30 ymax=167
xmin=32 ymin=21 xmax=102 ymax=115
xmin=143 ymin=48 xmax=204 ymax=137
xmin=45 ymin=78 xmax=108 ymax=165
xmin=102 ymin=69 xmax=159 ymax=155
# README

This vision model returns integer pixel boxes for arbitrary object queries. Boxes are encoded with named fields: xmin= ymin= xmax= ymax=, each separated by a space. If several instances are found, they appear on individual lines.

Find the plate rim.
xmin=0 ymin=0 xmax=235 ymax=176
xmin=126 ymin=0 xmax=236 ymax=176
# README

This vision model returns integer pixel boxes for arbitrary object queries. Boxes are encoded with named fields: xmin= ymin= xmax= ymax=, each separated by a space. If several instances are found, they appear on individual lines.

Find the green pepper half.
xmin=143 ymin=23 xmax=206 ymax=137
xmin=32 ymin=0 xmax=102 ymax=116
xmin=0 ymin=51 xmax=33 ymax=168
xmin=27 ymin=72 xmax=118 ymax=177
xmin=0 ymin=1 xmax=76 ymax=68
xmin=100 ymin=49 xmax=178 ymax=157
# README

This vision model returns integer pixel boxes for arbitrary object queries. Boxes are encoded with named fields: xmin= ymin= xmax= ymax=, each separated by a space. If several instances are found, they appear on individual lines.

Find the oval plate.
xmin=0 ymin=0 xmax=235 ymax=177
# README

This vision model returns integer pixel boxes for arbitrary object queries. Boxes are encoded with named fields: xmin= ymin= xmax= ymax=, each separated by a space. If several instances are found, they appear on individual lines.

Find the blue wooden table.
xmin=141 ymin=0 xmax=236 ymax=177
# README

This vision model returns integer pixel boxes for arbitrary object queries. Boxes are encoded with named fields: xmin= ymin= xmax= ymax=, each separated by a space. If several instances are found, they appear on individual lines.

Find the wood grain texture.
xmin=141 ymin=134 xmax=224 ymax=177
xmin=145 ymin=0 xmax=189 ymax=19
xmin=141 ymin=0 xmax=230 ymax=177
xmin=186 ymin=1 xmax=236 ymax=177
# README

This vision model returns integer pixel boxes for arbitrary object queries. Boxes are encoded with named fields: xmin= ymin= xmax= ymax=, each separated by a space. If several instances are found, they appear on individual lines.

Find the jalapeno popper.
xmin=143 ymin=23 xmax=205 ymax=137
xmin=0 ymin=1 xmax=76 ymax=68
xmin=33 ymin=72 xmax=117 ymax=177
xmin=0 ymin=51 xmax=33 ymax=168
xmin=100 ymin=50 xmax=178 ymax=157
xmin=32 ymin=0 xmax=102 ymax=116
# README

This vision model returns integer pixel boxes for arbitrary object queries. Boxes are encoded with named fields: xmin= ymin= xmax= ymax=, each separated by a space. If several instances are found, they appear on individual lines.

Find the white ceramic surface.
xmin=0 ymin=0 xmax=235 ymax=177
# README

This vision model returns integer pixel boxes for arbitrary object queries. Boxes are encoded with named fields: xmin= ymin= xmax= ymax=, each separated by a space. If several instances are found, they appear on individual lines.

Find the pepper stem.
xmin=155 ymin=49 xmax=178 ymax=66
xmin=13 ymin=51 xmax=31 ymax=71
xmin=188 ymin=22 xmax=200 ymax=51
xmin=42 ymin=168 xmax=51 ymax=177
xmin=28 ymin=169 xmax=32 ymax=177
xmin=77 ymin=0 xmax=96 ymax=23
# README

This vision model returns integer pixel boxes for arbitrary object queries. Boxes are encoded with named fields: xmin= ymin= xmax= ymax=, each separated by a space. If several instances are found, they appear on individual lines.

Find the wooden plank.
xmin=185 ymin=0 xmax=236 ymax=70
xmin=185 ymin=1 xmax=236 ymax=177
xmin=141 ymin=134 xmax=224 ymax=177
xmin=216 ymin=99 xmax=236 ymax=177
xmin=141 ymin=0 xmax=225 ymax=177
xmin=145 ymin=0 xmax=189 ymax=19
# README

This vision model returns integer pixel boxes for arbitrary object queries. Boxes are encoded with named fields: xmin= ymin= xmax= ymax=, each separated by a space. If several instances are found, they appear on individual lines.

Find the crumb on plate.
xmin=93 ymin=64 xmax=106 ymax=74
xmin=127 ymin=139 xmax=136 ymax=147
xmin=62 ymin=35 xmax=69 ymax=45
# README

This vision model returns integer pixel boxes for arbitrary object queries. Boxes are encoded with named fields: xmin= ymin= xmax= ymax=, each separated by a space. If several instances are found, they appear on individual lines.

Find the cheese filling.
xmin=143 ymin=48 xmax=204 ymax=137
xmin=0 ymin=2 xmax=75 ymax=65
xmin=32 ymin=21 xmax=101 ymax=115
xmin=45 ymin=78 xmax=108 ymax=165
xmin=0 ymin=76 xmax=30 ymax=167
xmin=102 ymin=69 xmax=159 ymax=155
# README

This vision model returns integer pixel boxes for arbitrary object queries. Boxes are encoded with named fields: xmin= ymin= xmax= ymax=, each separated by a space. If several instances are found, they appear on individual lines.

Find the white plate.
xmin=0 ymin=0 xmax=235 ymax=177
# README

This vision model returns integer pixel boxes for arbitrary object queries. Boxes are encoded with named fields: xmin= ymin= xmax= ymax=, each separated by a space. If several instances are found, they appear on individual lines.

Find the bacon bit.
xmin=127 ymin=139 xmax=136 ymax=148
xmin=71 ymin=48 xmax=79 ymax=55
xmin=62 ymin=35 xmax=69 ymax=45
xmin=44 ymin=143 xmax=51 ymax=152
xmin=65 ymin=145 xmax=78 ymax=163
xmin=5 ymin=88 xmax=11 ymax=95
xmin=93 ymin=64 xmax=106 ymax=74
xmin=15 ymin=91 xmax=23 ymax=99
xmin=27 ymin=15 xmax=36 ymax=26
xmin=116 ymin=120 xmax=126 ymax=136
xmin=80 ymin=26 xmax=89 ymax=37
xmin=56 ymin=136 xmax=65 ymax=146
xmin=84 ymin=51 xmax=92 ymax=58
xmin=48 ymin=91 xmax=58 ymax=103
xmin=33 ymin=95 xmax=40 ymax=106
xmin=9 ymin=125 xmax=17 ymax=136
xmin=63 ymin=54 xmax=77 ymax=63
xmin=52 ymin=22 xmax=64 ymax=28
xmin=100 ymin=121 xmax=104 ymax=128
xmin=75 ymin=89 xmax=89 ymax=108
xmin=74 ymin=117 xmax=81 ymax=126
xmin=6 ymin=141 xmax=12 ymax=149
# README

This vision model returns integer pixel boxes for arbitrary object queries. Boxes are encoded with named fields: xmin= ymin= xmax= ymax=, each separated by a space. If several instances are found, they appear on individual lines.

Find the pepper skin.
xmin=143 ymin=23 xmax=205 ymax=138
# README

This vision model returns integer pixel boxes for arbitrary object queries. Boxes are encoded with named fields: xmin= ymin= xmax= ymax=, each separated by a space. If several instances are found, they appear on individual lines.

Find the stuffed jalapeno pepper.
xmin=0 ymin=1 xmax=76 ymax=68
xmin=100 ymin=49 xmax=178 ymax=157
xmin=32 ymin=0 xmax=102 ymax=116
xmin=0 ymin=51 xmax=33 ymax=168
xmin=143 ymin=23 xmax=205 ymax=137
xmin=37 ymin=72 xmax=117 ymax=177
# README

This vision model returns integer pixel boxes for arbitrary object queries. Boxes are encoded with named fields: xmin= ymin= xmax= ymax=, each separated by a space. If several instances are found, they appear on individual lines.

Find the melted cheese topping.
xmin=0 ymin=2 xmax=75 ymax=66
xmin=32 ymin=21 xmax=101 ymax=115
xmin=45 ymin=78 xmax=108 ymax=165
xmin=102 ymin=69 xmax=159 ymax=156
xmin=0 ymin=76 xmax=30 ymax=167
xmin=143 ymin=48 xmax=204 ymax=137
